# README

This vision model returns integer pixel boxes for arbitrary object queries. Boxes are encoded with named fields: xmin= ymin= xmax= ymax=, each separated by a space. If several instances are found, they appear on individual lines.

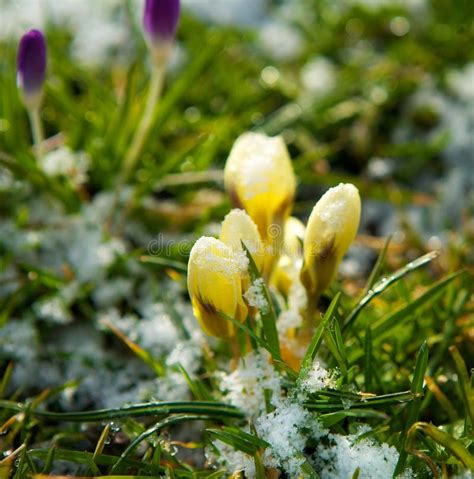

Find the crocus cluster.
xmin=188 ymin=132 xmax=361 ymax=348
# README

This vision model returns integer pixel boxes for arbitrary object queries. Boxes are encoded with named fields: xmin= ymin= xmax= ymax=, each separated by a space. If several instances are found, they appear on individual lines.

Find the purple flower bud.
xmin=143 ymin=0 xmax=180 ymax=44
xmin=17 ymin=29 xmax=47 ymax=108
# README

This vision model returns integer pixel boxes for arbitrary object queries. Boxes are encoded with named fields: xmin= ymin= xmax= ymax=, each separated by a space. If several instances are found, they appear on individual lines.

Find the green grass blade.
xmin=343 ymin=251 xmax=439 ymax=331
xmin=324 ymin=318 xmax=348 ymax=376
xmin=111 ymin=414 xmax=212 ymax=473
xmin=371 ymin=271 xmax=463 ymax=342
xmin=449 ymin=345 xmax=474 ymax=434
xmin=319 ymin=409 xmax=388 ymax=428
xmin=298 ymin=293 xmax=341 ymax=383
xmin=207 ymin=427 xmax=269 ymax=456
xmin=29 ymin=448 xmax=161 ymax=474
xmin=241 ymin=242 xmax=281 ymax=360
xmin=176 ymin=364 xmax=214 ymax=402
xmin=0 ymin=400 xmax=243 ymax=422
xmin=303 ymin=390 xmax=414 ymax=412
xmin=393 ymin=341 xmax=429 ymax=477
xmin=365 ymin=235 xmax=392 ymax=294
xmin=407 ymin=422 xmax=474 ymax=470
xmin=364 ymin=326 xmax=373 ymax=391
xmin=140 ymin=255 xmax=187 ymax=272
xmin=219 ymin=311 xmax=271 ymax=353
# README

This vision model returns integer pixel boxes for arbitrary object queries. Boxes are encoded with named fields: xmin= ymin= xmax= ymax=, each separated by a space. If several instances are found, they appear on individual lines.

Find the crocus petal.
xmin=220 ymin=209 xmax=265 ymax=274
xmin=143 ymin=0 xmax=180 ymax=42
xmin=224 ymin=132 xmax=296 ymax=279
xmin=17 ymin=29 xmax=47 ymax=107
xmin=301 ymin=183 xmax=361 ymax=300
xmin=187 ymin=237 xmax=247 ymax=339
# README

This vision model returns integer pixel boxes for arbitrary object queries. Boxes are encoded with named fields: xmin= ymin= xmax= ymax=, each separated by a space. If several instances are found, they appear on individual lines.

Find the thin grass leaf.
xmin=0 ymin=362 xmax=14 ymax=399
xmin=29 ymin=448 xmax=160 ymax=474
xmin=298 ymin=293 xmax=341 ymax=384
xmin=428 ymin=288 xmax=470 ymax=376
xmin=92 ymin=424 xmax=111 ymax=461
xmin=24 ymin=452 xmax=37 ymax=475
xmin=40 ymin=446 xmax=55 ymax=475
xmin=300 ymin=457 xmax=320 ymax=479
xmin=352 ymin=467 xmax=361 ymax=479
xmin=0 ymin=399 xmax=243 ymax=422
xmin=364 ymin=326 xmax=373 ymax=391
xmin=449 ymin=345 xmax=474 ymax=433
xmin=150 ymin=37 xmax=223 ymax=138
xmin=272 ymin=359 xmax=299 ymax=381
xmin=394 ymin=341 xmax=429 ymax=477
xmin=249 ymin=423 xmax=267 ymax=479
xmin=304 ymin=390 xmax=414 ymax=412
xmin=371 ymin=271 xmax=463 ymax=343
xmin=100 ymin=318 xmax=165 ymax=377
xmin=176 ymin=364 xmax=214 ymax=402
xmin=423 ymin=375 xmax=457 ymax=423
xmin=319 ymin=409 xmax=388 ymax=428
xmin=140 ymin=255 xmax=187 ymax=272
xmin=343 ymin=251 xmax=439 ymax=331
xmin=33 ymin=475 xmax=165 ymax=479
xmin=203 ymin=471 xmax=227 ymax=478
xmin=207 ymin=427 xmax=270 ymax=456
xmin=111 ymin=414 xmax=212 ymax=473
xmin=219 ymin=311 xmax=270 ymax=354
xmin=324 ymin=318 xmax=348 ymax=376
xmin=241 ymin=242 xmax=281 ymax=360
xmin=407 ymin=422 xmax=474 ymax=470
xmin=365 ymin=235 xmax=392 ymax=293
xmin=254 ymin=451 xmax=266 ymax=479
xmin=1 ymin=445 xmax=25 ymax=479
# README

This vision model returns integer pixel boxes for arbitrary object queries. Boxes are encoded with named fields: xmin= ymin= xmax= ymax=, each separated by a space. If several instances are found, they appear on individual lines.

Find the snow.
xmin=256 ymin=400 xmax=313 ymax=476
xmin=40 ymin=147 xmax=89 ymax=185
xmin=258 ymin=20 xmax=303 ymax=61
xmin=190 ymin=236 xmax=243 ymax=276
xmin=313 ymin=428 xmax=412 ymax=479
xmin=35 ymin=296 xmax=72 ymax=324
xmin=215 ymin=348 xmax=408 ymax=478
xmin=316 ymin=183 xmax=360 ymax=231
xmin=210 ymin=440 xmax=256 ymax=477
xmin=226 ymin=132 xmax=295 ymax=203
xmin=219 ymin=350 xmax=281 ymax=417
xmin=244 ymin=278 xmax=269 ymax=313
xmin=301 ymin=360 xmax=336 ymax=393
xmin=277 ymin=309 xmax=303 ymax=335
xmin=301 ymin=57 xmax=337 ymax=97
xmin=220 ymin=208 xmax=263 ymax=270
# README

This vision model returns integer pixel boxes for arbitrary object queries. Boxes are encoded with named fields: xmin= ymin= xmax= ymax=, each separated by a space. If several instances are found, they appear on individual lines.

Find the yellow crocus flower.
xmin=219 ymin=209 xmax=265 ymax=274
xmin=224 ymin=132 xmax=296 ymax=278
xmin=301 ymin=183 xmax=361 ymax=302
xmin=272 ymin=216 xmax=305 ymax=296
xmin=187 ymin=237 xmax=248 ymax=339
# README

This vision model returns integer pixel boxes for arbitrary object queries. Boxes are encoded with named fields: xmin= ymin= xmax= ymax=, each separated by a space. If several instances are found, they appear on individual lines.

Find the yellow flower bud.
xmin=272 ymin=216 xmax=305 ymax=296
xmin=219 ymin=209 xmax=265 ymax=273
xmin=187 ymin=237 xmax=248 ymax=339
xmin=301 ymin=183 xmax=361 ymax=301
xmin=224 ymin=132 xmax=296 ymax=277
xmin=282 ymin=216 xmax=305 ymax=260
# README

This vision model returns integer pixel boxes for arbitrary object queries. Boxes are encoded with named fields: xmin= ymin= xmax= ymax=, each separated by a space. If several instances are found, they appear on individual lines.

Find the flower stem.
xmin=109 ymin=62 xmax=166 ymax=234
xmin=120 ymin=63 xmax=165 ymax=184
xmin=28 ymin=107 xmax=44 ymax=158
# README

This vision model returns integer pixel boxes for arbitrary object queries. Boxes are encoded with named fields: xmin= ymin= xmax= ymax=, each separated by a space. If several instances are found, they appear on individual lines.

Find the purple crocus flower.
xmin=143 ymin=0 xmax=180 ymax=45
xmin=17 ymin=29 xmax=47 ymax=108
